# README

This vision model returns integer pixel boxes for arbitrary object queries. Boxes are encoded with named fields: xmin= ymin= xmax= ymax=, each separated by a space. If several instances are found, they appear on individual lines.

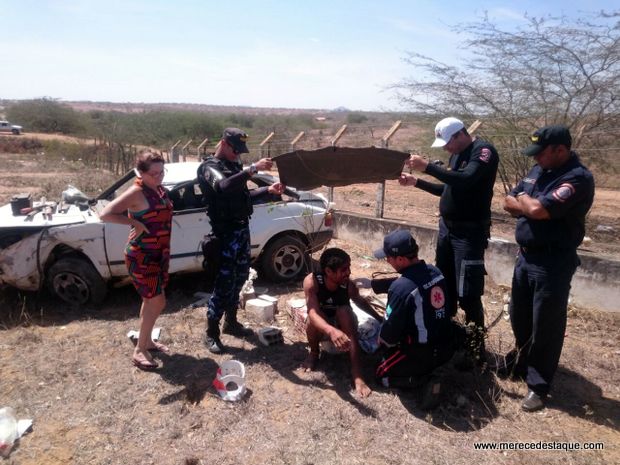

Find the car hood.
xmin=0 ymin=184 xmax=95 ymax=230
xmin=0 ymin=202 xmax=89 ymax=229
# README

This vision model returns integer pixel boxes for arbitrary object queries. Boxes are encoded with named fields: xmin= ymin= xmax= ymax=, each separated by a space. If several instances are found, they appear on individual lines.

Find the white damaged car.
xmin=0 ymin=162 xmax=333 ymax=305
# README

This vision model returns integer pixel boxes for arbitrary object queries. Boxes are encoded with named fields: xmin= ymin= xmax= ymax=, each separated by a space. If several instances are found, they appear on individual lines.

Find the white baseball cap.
xmin=431 ymin=117 xmax=465 ymax=148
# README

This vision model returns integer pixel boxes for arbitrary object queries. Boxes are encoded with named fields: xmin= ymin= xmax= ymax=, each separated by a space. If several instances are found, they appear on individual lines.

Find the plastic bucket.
xmin=213 ymin=360 xmax=247 ymax=402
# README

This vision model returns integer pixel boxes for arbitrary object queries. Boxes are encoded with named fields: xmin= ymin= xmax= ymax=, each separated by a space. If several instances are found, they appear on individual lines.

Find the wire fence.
xmin=173 ymin=120 xmax=620 ymax=162
xmin=167 ymin=118 xmax=619 ymax=216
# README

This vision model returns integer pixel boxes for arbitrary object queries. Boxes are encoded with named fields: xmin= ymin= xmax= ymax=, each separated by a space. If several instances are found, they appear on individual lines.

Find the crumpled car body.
xmin=0 ymin=162 xmax=333 ymax=305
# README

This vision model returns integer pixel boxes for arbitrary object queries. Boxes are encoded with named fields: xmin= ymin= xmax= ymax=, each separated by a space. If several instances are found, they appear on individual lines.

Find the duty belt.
xmin=443 ymin=218 xmax=491 ymax=230
xmin=519 ymin=245 xmax=571 ymax=255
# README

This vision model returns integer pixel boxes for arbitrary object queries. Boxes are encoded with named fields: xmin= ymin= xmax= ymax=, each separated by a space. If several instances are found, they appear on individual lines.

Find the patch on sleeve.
xmin=552 ymin=183 xmax=575 ymax=202
xmin=479 ymin=147 xmax=492 ymax=163
xmin=430 ymin=286 xmax=445 ymax=309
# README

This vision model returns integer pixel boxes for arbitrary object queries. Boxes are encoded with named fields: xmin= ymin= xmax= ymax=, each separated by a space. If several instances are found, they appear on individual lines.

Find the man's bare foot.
xmin=354 ymin=378 xmax=372 ymax=398
xmin=302 ymin=351 xmax=320 ymax=371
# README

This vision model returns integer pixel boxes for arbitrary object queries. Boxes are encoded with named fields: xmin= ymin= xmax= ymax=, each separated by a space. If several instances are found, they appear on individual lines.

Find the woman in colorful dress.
xmin=101 ymin=151 xmax=173 ymax=370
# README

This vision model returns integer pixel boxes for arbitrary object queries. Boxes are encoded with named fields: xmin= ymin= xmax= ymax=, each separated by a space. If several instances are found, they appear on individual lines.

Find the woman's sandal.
xmin=132 ymin=356 xmax=159 ymax=371
xmin=147 ymin=342 xmax=170 ymax=353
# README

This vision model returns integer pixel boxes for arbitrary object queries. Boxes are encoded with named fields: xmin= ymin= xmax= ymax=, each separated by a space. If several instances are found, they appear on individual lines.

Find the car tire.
xmin=47 ymin=257 xmax=107 ymax=305
xmin=260 ymin=235 xmax=309 ymax=282
xmin=11 ymin=129 xmax=20 ymax=135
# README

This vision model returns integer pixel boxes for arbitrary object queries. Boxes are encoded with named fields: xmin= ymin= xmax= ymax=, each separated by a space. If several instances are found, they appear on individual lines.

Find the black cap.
xmin=374 ymin=229 xmax=419 ymax=259
xmin=522 ymin=125 xmax=572 ymax=156
xmin=223 ymin=127 xmax=249 ymax=154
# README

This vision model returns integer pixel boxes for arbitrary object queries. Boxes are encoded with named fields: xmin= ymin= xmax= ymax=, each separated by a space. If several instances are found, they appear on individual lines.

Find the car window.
xmin=169 ymin=182 xmax=205 ymax=211
xmin=114 ymin=177 xmax=135 ymax=198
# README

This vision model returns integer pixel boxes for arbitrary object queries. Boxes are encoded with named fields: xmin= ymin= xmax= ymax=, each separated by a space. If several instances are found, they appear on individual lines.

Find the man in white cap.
xmin=400 ymin=117 xmax=499 ymax=363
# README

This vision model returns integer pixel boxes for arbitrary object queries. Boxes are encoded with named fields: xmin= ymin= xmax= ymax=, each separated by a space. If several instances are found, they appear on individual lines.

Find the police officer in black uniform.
xmin=400 ymin=117 xmax=499 ymax=360
xmin=370 ymin=229 xmax=460 ymax=407
xmin=503 ymin=125 xmax=594 ymax=411
xmin=197 ymin=128 xmax=284 ymax=353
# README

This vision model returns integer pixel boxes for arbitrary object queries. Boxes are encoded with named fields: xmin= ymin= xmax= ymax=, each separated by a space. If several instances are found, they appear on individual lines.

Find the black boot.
xmin=204 ymin=318 xmax=224 ymax=354
xmin=222 ymin=308 xmax=253 ymax=337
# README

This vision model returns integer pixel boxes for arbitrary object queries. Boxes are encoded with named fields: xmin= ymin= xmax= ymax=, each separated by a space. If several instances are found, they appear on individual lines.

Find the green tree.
xmin=6 ymin=98 xmax=86 ymax=134
xmin=346 ymin=112 xmax=368 ymax=124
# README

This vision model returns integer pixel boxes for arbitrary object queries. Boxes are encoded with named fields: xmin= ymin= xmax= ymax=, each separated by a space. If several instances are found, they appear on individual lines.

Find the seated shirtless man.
xmin=302 ymin=247 xmax=382 ymax=398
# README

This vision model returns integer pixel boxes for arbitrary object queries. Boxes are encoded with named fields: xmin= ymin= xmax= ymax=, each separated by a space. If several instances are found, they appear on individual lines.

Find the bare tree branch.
xmin=393 ymin=11 xmax=620 ymax=190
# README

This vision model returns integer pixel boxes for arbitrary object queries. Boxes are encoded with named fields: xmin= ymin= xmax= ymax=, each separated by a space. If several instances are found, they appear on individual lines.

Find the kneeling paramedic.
xmin=367 ymin=230 xmax=462 ymax=392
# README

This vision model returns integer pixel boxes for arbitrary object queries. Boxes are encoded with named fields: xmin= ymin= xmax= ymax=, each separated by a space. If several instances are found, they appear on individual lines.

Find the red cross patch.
xmin=430 ymin=286 xmax=445 ymax=309
xmin=552 ymin=183 xmax=575 ymax=202
xmin=479 ymin=148 xmax=491 ymax=163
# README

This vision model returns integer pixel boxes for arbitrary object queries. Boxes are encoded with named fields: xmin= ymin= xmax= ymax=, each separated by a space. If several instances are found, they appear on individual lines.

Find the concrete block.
xmin=246 ymin=298 xmax=275 ymax=323
xmin=257 ymin=294 xmax=278 ymax=313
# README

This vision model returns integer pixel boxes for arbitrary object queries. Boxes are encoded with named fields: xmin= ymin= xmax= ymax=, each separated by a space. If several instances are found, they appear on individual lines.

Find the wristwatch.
xmin=248 ymin=163 xmax=258 ymax=175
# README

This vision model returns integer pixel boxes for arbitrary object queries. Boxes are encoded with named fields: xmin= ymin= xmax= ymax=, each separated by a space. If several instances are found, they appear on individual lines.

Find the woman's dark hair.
xmin=319 ymin=247 xmax=351 ymax=271
xmin=136 ymin=151 xmax=165 ymax=173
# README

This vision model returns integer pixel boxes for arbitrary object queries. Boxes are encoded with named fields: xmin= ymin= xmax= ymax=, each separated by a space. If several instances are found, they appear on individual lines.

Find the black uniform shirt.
xmin=416 ymin=139 xmax=499 ymax=222
xmin=511 ymin=153 xmax=594 ymax=249
xmin=197 ymin=155 xmax=269 ymax=227
xmin=379 ymin=261 xmax=452 ymax=348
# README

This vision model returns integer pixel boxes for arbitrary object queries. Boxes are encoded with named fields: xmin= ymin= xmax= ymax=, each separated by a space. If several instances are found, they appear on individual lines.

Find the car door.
xmin=168 ymin=181 xmax=210 ymax=273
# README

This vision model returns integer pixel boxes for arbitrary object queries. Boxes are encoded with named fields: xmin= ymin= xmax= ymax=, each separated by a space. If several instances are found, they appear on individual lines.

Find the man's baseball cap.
xmin=374 ymin=229 xmax=419 ymax=259
xmin=431 ymin=117 xmax=465 ymax=148
xmin=223 ymin=127 xmax=249 ymax=154
xmin=522 ymin=125 xmax=572 ymax=156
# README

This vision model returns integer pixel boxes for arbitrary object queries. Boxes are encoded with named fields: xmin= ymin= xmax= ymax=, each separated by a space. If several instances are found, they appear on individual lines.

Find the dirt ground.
xmin=0 ymin=151 xmax=619 ymax=464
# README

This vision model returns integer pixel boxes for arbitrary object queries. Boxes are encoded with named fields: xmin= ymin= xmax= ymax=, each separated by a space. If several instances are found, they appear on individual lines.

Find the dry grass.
xmin=0 ymin=152 xmax=117 ymax=204
xmin=0 ymin=153 xmax=618 ymax=464
xmin=0 ymin=240 xmax=618 ymax=465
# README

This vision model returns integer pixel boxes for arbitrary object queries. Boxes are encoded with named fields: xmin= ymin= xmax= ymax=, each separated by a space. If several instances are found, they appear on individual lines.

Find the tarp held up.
xmin=273 ymin=146 xmax=409 ymax=190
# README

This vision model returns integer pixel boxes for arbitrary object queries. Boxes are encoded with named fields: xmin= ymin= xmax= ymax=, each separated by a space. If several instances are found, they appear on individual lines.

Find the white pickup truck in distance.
xmin=0 ymin=120 xmax=22 ymax=135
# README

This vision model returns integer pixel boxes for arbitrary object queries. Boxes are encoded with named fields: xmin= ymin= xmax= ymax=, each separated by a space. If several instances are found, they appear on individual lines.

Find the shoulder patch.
xmin=552 ymin=183 xmax=575 ymax=202
xmin=430 ymin=286 xmax=445 ymax=309
xmin=479 ymin=147 xmax=492 ymax=163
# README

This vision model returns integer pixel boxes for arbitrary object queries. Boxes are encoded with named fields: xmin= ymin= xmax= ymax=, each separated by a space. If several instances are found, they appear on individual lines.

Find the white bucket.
xmin=0 ymin=407 xmax=17 ymax=458
xmin=213 ymin=360 xmax=247 ymax=402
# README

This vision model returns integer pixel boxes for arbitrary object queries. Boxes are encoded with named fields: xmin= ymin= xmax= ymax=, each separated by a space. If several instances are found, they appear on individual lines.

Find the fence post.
xmin=291 ymin=131 xmax=305 ymax=150
xmin=181 ymin=139 xmax=193 ymax=162
xmin=197 ymin=137 xmax=209 ymax=159
xmin=375 ymin=121 xmax=402 ymax=218
xmin=328 ymin=124 xmax=348 ymax=202
xmin=260 ymin=132 xmax=275 ymax=159
xmin=467 ymin=120 xmax=482 ymax=135
xmin=170 ymin=140 xmax=181 ymax=163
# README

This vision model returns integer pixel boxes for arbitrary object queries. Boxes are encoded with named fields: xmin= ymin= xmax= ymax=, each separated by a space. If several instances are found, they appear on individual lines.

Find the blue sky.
xmin=1 ymin=0 xmax=616 ymax=111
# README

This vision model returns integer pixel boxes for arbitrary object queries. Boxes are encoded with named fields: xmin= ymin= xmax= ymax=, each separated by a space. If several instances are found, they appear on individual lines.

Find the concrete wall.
xmin=334 ymin=211 xmax=620 ymax=313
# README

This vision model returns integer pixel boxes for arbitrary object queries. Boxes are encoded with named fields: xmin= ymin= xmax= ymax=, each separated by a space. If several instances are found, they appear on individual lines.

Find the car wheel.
xmin=47 ymin=257 xmax=107 ymax=305
xmin=11 ymin=129 xmax=20 ymax=135
xmin=260 ymin=235 xmax=309 ymax=282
